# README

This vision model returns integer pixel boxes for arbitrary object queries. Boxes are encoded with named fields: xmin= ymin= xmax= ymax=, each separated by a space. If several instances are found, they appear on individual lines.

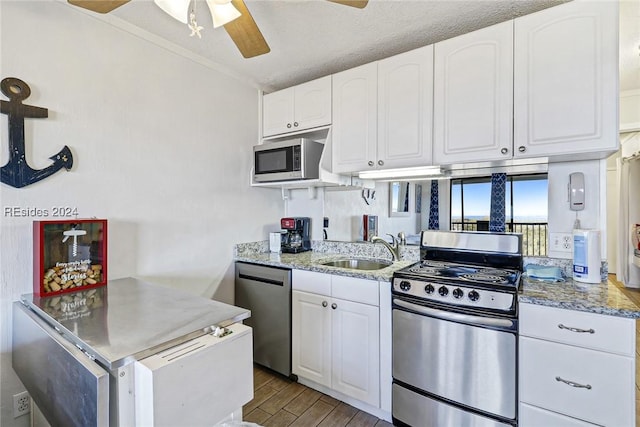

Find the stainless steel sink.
xmin=320 ymin=259 xmax=392 ymax=271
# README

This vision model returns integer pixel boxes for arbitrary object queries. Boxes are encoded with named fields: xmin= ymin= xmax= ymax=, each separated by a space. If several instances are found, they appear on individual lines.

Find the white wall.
xmin=0 ymin=2 xmax=282 ymax=426
xmin=322 ymin=182 xmax=420 ymax=242
xmin=546 ymin=160 xmax=606 ymax=259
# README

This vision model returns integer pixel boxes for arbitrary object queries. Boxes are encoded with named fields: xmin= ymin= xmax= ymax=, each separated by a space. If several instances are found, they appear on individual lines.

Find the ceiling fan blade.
xmin=223 ymin=0 xmax=270 ymax=58
xmin=327 ymin=0 xmax=368 ymax=9
xmin=67 ymin=0 xmax=130 ymax=13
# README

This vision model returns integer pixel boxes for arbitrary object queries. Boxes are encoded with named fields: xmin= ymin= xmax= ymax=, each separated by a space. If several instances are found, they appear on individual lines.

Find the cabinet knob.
xmin=378 ymin=160 xmax=384 ymax=166
xmin=368 ymin=161 xmax=374 ymax=167
xmin=322 ymin=301 xmax=328 ymax=307
xmin=293 ymin=122 xmax=299 ymax=127
xmin=331 ymin=303 xmax=337 ymax=310
xmin=518 ymin=146 xmax=526 ymax=153
xmin=287 ymin=123 xmax=292 ymax=128
xmin=501 ymin=148 xmax=508 ymax=155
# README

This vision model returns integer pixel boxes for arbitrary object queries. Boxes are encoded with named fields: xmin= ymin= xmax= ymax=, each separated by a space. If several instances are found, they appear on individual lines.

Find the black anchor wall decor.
xmin=1 ymin=77 xmax=73 ymax=188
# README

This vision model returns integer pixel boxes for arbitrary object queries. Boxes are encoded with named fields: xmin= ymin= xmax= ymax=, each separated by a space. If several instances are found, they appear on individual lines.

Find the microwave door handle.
xmin=393 ymin=298 xmax=516 ymax=331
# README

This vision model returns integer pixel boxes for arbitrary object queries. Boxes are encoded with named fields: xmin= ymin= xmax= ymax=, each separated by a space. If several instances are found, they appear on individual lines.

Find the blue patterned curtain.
xmin=428 ymin=180 xmax=439 ymax=230
xmin=489 ymin=173 xmax=507 ymax=232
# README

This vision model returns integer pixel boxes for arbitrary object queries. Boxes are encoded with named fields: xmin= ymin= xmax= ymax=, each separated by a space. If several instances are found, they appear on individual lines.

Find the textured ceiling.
xmin=69 ymin=0 xmax=637 ymax=93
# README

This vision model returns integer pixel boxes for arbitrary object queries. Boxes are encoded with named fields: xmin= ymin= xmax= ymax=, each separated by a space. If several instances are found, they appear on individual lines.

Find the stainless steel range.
xmin=391 ymin=230 xmax=523 ymax=427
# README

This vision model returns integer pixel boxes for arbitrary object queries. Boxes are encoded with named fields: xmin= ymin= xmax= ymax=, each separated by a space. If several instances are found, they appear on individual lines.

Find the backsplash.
xmin=235 ymin=240 xmax=419 ymax=262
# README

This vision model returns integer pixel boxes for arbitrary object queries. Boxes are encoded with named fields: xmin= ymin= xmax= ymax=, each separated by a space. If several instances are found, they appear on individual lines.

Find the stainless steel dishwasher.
xmin=235 ymin=262 xmax=293 ymax=378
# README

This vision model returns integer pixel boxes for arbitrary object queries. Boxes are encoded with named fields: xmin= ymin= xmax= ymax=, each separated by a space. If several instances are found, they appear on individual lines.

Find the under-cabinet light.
xmin=358 ymin=166 xmax=444 ymax=180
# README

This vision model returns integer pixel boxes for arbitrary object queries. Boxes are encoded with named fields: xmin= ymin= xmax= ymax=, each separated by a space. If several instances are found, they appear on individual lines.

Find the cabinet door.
xmin=262 ymin=87 xmax=294 ymax=137
xmin=520 ymin=336 xmax=634 ymax=427
xmin=331 ymin=298 xmax=380 ymax=406
xmin=520 ymin=403 xmax=598 ymax=427
xmin=378 ymin=45 xmax=434 ymax=169
xmin=514 ymin=1 xmax=618 ymax=158
xmin=293 ymin=76 xmax=332 ymax=131
xmin=292 ymin=291 xmax=331 ymax=387
xmin=433 ymin=21 xmax=513 ymax=164
xmin=332 ymin=63 xmax=378 ymax=174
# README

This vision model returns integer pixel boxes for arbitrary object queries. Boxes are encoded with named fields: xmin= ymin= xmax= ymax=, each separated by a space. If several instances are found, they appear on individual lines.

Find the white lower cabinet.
xmin=292 ymin=270 xmax=381 ymax=409
xmin=292 ymin=290 xmax=332 ymax=387
xmin=331 ymin=298 xmax=379 ymax=404
xmin=519 ymin=303 xmax=636 ymax=427
xmin=520 ymin=403 xmax=598 ymax=427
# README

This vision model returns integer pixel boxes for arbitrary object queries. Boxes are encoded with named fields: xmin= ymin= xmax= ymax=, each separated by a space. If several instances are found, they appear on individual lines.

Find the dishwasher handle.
xmin=238 ymin=273 xmax=284 ymax=286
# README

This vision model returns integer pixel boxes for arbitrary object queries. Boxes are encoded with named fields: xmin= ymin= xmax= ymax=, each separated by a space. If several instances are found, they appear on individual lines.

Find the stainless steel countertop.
xmin=20 ymin=277 xmax=250 ymax=371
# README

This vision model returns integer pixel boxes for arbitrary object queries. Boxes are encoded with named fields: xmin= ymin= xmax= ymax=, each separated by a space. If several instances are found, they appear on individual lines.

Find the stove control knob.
xmin=468 ymin=290 xmax=480 ymax=302
xmin=424 ymin=284 xmax=435 ymax=294
xmin=452 ymin=288 xmax=464 ymax=299
xmin=438 ymin=286 xmax=449 ymax=297
xmin=399 ymin=281 xmax=411 ymax=291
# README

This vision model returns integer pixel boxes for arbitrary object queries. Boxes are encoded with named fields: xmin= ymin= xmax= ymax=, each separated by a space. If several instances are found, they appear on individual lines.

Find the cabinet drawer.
xmin=520 ymin=337 xmax=634 ymax=427
xmin=293 ymin=269 xmax=331 ymax=295
xmin=332 ymin=275 xmax=379 ymax=306
xmin=520 ymin=403 xmax=598 ymax=427
xmin=520 ymin=303 xmax=634 ymax=356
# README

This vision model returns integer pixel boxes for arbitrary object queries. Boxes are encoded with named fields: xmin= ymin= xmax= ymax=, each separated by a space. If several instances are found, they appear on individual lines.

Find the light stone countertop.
xmin=520 ymin=277 xmax=640 ymax=319
xmin=235 ymin=251 xmax=414 ymax=282
xmin=235 ymin=241 xmax=640 ymax=319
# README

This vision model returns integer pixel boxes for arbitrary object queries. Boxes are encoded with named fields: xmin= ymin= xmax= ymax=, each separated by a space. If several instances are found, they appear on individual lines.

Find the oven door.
xmin=392 ymin=298 xmax=517 ymax=422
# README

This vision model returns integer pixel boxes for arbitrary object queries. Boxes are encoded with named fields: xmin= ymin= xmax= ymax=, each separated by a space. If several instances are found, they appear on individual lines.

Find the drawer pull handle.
xmin=558 ymin=324 xmax=594 ymax=334
xmin=555 ymin=376 xmax=592 ymax=390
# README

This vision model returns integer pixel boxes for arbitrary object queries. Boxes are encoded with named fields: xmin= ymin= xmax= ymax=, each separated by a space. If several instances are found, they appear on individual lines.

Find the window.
xmin=450 ymin=174 xmax=548 ymax=256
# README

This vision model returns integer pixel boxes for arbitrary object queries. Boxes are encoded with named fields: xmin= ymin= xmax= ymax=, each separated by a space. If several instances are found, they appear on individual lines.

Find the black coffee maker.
xmin=281 ymin=217 xmax=311 ymax=253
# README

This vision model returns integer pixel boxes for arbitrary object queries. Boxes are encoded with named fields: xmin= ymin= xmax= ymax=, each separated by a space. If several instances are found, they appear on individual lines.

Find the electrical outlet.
xmin=13 ymin=391 xmax=30 ymax=418
xmin=550 ymin=232 xmax=573 ymax=253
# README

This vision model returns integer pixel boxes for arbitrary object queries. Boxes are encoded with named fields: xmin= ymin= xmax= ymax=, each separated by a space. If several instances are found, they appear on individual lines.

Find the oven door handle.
xmin=393 ymin=298 xmax=516 ymax=330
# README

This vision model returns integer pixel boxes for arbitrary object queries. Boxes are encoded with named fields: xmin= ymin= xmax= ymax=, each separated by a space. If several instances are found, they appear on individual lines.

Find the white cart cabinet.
xmin=292 ymin=270 xmax=380 ymax=408
xmin=262 ymin=76 xmax=331 ymax=137
xmin=513 ymin=1 xmax=618 ymax=159
xmin=519 ymin=303 xmax=635 ymax=427
xmin=433 ymin=21 xmax=513 ymax=165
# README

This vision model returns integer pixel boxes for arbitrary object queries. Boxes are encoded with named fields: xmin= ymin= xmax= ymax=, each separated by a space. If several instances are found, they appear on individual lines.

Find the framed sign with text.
xmin=33 ymin=219 xmax=107 ymax=297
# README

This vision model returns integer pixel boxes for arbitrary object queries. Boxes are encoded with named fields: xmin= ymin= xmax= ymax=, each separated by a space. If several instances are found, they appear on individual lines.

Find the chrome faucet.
xmin=371 ymin=234 xmax=400 ymax=261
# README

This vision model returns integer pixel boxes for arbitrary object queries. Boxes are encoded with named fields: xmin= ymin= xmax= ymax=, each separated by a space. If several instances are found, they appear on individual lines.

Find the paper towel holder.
xmin=569 ymin=172 xmax=585 ymax=211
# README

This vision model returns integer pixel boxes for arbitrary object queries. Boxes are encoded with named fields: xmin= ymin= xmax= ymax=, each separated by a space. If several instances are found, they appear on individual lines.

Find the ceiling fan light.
xmin=206 ymin=0 xmax=241 ymax=28
xmin=154 ymin=0 xmax=191 ymax=24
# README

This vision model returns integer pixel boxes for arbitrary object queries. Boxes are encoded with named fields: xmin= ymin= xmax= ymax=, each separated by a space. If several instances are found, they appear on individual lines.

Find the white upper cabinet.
xmin=262 ymin=76 xmax=331 ymax=138
xmin=377 ymin=45 xmax=434 ymax=169
xmin=332 ymin=47 xmax=434 ymax=175
xmin=433 ymin=21 xmax=514 ymax=165
xmin=513 ymin=1 xmax=619 ymax=158
xmin=332 ymin=63 xmax=378 ymax=174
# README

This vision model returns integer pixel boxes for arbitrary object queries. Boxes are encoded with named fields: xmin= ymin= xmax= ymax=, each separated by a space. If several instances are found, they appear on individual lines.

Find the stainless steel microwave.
xmin=253 ymin=138 xmax=324 ymax=182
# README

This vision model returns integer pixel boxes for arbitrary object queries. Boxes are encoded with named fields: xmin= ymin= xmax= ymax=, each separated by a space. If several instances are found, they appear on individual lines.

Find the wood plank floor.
xmin=243 ymin=365 xmax=392 ymax=427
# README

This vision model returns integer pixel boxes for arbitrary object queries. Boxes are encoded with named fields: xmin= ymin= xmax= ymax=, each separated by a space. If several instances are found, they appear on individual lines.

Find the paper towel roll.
xmin=573 ymin=229 xmax=601 ymax=283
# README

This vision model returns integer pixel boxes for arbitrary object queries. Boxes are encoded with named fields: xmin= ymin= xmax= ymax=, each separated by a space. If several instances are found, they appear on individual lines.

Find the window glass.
xmin=512 ymin=177 xmax=548 ymax=222
xmin=450 ymin=174 xmax=548 ymax=256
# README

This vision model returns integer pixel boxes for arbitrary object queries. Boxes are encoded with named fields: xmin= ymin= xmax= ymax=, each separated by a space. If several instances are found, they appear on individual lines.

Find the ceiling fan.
xmin=67 ymin=0 xmax=368 ymax=58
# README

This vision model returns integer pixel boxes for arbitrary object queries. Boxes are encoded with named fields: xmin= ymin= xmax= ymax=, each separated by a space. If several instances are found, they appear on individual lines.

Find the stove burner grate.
xmin=420 ymin=260 xmax=451 ymax=268
xmin=408 ymin=266 xmax=441 ymax=275
xmin=460 ymin=273 xmax=509 ymax=284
